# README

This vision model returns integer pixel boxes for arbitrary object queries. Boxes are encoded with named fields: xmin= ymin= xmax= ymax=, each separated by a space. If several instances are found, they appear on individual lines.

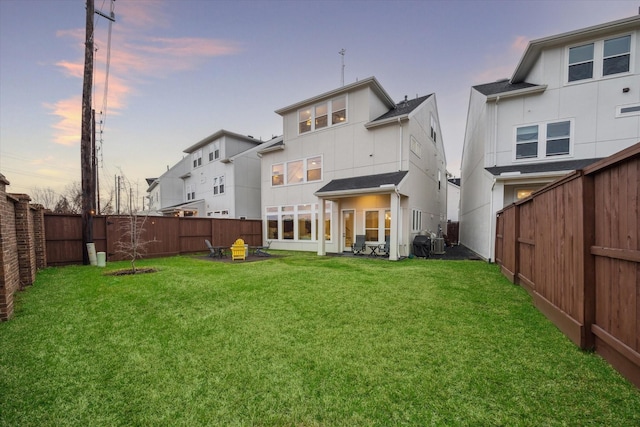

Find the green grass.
xmin=1 ymin=253 xmax=638 ymax=426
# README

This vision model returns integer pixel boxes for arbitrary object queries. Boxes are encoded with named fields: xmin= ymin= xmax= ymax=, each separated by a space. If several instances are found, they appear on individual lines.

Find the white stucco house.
xmin=447 ymin=178 xmax=460 ymax=222
xmin=260 ymin=76 xmax=447 ymax=260
xmin=147 ymin=130 xmax=282 ymax=218
xmin=460 ymin=15 xmax=640 ymax=261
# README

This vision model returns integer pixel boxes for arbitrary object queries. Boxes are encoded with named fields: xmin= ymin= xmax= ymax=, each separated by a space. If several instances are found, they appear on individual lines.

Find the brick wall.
xmin=0 ymin=174 xmax=45 ymax=321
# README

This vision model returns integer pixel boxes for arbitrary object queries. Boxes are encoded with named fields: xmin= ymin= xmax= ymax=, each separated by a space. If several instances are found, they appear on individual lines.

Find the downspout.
xmin=395 ymin=185 xmax=401 ymax=258
xmin=398 ymin=117 xmax=403 ymax=170
xmin=493 ymin=96 xmax=500 ymax=166
xmin=489 ymin=177 xmax=496 ymax=263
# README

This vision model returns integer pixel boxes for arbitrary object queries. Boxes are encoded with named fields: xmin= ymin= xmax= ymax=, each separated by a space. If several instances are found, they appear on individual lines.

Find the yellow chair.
xmin=231 ymin=238 xmax=246 ymax=260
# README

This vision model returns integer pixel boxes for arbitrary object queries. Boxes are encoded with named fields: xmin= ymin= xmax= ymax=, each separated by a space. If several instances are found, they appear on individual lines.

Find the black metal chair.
xmin=352 ymin=234 xmax=366 ymax=255
xmin=378 ymin=235 xmax=390 ymax=257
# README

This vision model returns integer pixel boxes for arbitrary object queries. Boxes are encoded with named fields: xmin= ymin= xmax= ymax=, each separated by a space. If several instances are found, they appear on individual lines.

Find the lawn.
xmin=1 ymin=253 xmax=638 ymax=426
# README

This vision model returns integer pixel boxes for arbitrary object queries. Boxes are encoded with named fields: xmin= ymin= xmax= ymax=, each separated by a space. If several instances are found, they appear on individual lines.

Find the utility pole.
xmin=81 ymin=0 xmax=95 ymax=265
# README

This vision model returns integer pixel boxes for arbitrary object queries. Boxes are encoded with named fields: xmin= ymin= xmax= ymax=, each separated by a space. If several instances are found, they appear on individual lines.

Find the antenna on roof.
xmin=339 ymin=48 xmax=346 ymax=86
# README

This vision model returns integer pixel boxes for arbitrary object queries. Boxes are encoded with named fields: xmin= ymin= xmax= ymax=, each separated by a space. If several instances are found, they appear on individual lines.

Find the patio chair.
xmin=352 ymin=234 xmax=366 ymax=255
xmin=205 ymin=239 xmax=224 ymax=258
xmin=255 ymin=241 xmax=272 ymax=257
xmin=378 ymin=235 xmax=390 ymax=257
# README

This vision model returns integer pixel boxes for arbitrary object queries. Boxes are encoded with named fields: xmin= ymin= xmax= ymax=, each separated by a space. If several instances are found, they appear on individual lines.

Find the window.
xmin=287 ymin=160 xmax=304 ymax=184
xmin=272 ymin=164 xmax=284 ymax=186
xmin=430 ymin=114 xmax=437 ymax=142
xmin=410 ymin=135 xmax=422 ymax=158
xmin=299 ymin=95 xmax=347 ymax=134
xmin=267 ymin=207 xmax=279 ymax=240
xmin=186 ymin=184 xmax=195 ymax=201
xmin=516 ymin=125 xmax=539 ymax=159
xmin=384 ymin=210 xmax=391 ymax=239
xmin=546 ymin=121 xmax=570 ymax=156
xmin=332 ymin=96 xmax=346 ymax=125
xmin=603 ymin=35 xmax=630 ymax=76
xmin=568 ymin=43 xmax=594 ymax=82
xmin=365 ymin=211 xmax=379 ymax=241
xmin=271 ymin=156 xmax=322 ymax=187
xmin=299 ymin=108 xmax=311 ymax=134
xmin=315 ymin=103 xmax=328 ymax=130
xmin=617 ymin=103 xmax=640 ymax=117
xmin=567 ymin=34 xmax=633 ymax=83
xmin=209 ymin=142 xmax=220 ymax=162
xmin=265 ymin=203 xmax=332 ymax=242
xmin=515 ymin=120 xmax=572 ymax=160
xmin=192 ymin=150 xmax=202 ymax=168
xmin=411 ymin=209 xmax=422 ymax=232
xmin=213 ymin=175 xmax=224 ymax=195
xmin=298 ymin=204 xmax=312 ymax=240
xmin=307 ymin=156 xmax=322 ymax=181
xmin=516 ymin=189 xmax=535 ymax=200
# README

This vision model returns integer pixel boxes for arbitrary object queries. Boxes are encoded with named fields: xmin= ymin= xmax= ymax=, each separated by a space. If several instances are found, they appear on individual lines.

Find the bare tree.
xmin=30 ymin=186 xmax=58 ymax=210
xmin=52 ymin=182 xmax=83 ymax=214
xmin=113 ymin=174 xmax=155 ymax=273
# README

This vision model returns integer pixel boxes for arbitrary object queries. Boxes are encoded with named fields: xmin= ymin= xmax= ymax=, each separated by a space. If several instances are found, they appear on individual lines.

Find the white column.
xmin=317 ymin=197 xmax=326 ymax=256
xmin=390 ymin=190 xmax=399 ymax=261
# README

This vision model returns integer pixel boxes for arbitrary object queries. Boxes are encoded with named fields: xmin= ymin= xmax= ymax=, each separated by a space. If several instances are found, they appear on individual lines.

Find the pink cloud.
xmin=49 ymin=1 xmax=240 ymax=146
xmin=471 ymin=35 xmax=530 ymax=85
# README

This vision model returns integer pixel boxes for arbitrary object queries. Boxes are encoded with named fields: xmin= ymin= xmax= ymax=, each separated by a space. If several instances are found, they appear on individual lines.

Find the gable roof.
xmin=183 ymin=129 xmax=260 ymax=154
xmin=275 ymin=76 xmax=396 ymax=116
xmin=511 ymin=15 xmax=640 ymax=83
xmin=485 ymin=158 xmax=603 ymax=177
xmin=315 ymin=170 xmax=408 ymax=197
xmin=373 ymin=94 xmax=432 ymax=120
xmin=473 ymin=80 xmax=540 ymax=96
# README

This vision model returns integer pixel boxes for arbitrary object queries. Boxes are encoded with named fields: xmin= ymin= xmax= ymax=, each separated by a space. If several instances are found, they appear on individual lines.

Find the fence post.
xmin=581 ymin=173 xmax=596 ymax=349
xmin=14 ymin=194 xmax=36 ymax=289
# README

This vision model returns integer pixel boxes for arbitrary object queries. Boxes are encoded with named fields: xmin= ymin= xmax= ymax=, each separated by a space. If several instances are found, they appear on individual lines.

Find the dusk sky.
xmin=0 ymin=0 xmax=636 ymax=203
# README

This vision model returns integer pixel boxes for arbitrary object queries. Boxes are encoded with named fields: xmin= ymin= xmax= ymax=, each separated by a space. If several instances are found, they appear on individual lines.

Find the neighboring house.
xmin=460 ymin=15 xmax=640 ymax=261
xmin=147 ymin=130 xmax=282 ymax=218
xmin=260 ymin=76 xmax=447 ymax=260
xmin=447 ymin=177 xmax=460 ymax=222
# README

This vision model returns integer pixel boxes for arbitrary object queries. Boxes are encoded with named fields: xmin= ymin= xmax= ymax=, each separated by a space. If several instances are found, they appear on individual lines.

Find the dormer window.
xmin=298 ymin=95 xmax=347 ymax=134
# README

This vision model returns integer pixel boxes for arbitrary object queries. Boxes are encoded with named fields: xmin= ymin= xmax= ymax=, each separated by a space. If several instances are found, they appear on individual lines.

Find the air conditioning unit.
xmin=431 ymin=237 xmax=445 ymax=255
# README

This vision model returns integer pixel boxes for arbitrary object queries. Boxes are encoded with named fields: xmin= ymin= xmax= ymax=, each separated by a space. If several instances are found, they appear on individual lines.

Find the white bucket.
xmin=97 ymin=252 xmax=106 ymax=267
xmin=86 ymin=243 xmax=97 ymax=266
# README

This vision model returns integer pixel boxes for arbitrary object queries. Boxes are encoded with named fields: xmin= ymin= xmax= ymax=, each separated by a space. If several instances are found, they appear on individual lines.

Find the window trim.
xmin=298 ymin=95 xmax=348 ymax=135
xmin=565 ymin=33 xmax=633 ymax=85
xmin=271 ymin=155 xmax=323 ymax=187
xmin=513 ymin=119 xmax=574 ymax=162
xmin=265 ymin=202 xmax=333 ymax=242
xmin=616 ymin=103 xmax=640 ymax=118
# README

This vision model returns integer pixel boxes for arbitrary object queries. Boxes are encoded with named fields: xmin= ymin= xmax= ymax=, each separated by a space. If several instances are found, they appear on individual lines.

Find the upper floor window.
xmin=271 ymin=156 xmax=323 ymax=186
xmin=186 ymin=184 xmax=195 ymax=201
xmin=298 ymin=95 xmax=347 ymax=134
xmin=192 ymin=150 xmax=202 ymax=168
xmin=213 ymin=175 xmax=225 ymax=195
xmin=567 ymin=34 xmax=632 ymax=83
xmin=430 ymin=114 xmax=437 ymax=143
xmin=209 ymin=142 xmax=220 ymax=162
xmin=568 ymin=43 xmax=594 ymax=82
xmin=515 ymin=120 xmax=572 ymax=160
xmin=603 ymin=35 xmax=631 ymax=76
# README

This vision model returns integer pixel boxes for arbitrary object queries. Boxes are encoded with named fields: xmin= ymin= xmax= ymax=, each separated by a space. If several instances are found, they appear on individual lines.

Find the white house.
xmin=447 ymin=178 xmax=460 ymax=222
xmin=260 ymin=76 xmax=448 ymax=260
xmin=460 ymin=15 xmax=640 ymax=261
xmin=147 ymin=130 xmax=281 ymax=218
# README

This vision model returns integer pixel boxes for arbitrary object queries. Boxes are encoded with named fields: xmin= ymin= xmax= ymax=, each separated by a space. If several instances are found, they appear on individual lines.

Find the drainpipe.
xmin=489 ymin=178 xmax=496 ymax=263
xmin=493 ymin=96 xmax=500 ymax=167
xmin=398 ymin=117 xmax=403 ymax=170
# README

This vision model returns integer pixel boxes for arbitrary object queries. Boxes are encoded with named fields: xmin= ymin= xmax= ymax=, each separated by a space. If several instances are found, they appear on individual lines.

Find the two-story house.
xmin=260 ymin=76 xmax=448 ymax=260
xmin=147 ymin=130 xmax=281 ymax=218
xmin=460 ymin=15 xmax=640 ymax=261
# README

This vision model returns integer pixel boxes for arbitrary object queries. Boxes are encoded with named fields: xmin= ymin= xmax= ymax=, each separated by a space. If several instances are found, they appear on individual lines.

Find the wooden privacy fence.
xmin=45 ymin=215 xmax=263 ymax=265
xmin=495 ymin=142 xmax=639 ymax=388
